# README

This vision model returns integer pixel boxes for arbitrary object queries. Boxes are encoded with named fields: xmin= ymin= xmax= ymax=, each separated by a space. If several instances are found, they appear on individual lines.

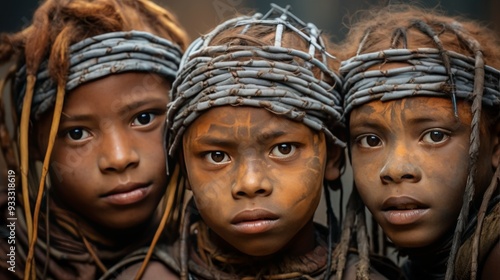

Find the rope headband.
xmin=339 ymin=18 xmax=500 ymax=280
xmin=166 ymin=3 xmax=344 ymax=171
xmin=14 ymin=30 xmax=183 ymax=119
xmin=340 ymin=22 xmax=500 ymax=115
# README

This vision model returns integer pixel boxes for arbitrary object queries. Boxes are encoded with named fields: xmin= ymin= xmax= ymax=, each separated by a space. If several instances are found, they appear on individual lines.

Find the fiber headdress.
xmin=163 ymin=4 xmax=344 ymax=279
xmin=15 ymin=30 xmax=182 ymax=119
xmin=14 ymin=29 xmax=183 ymax=279
xmin=165 ymin=3 xmax=344 ymax=167
xmin=340 ymin=15 xmax=500 ymax=280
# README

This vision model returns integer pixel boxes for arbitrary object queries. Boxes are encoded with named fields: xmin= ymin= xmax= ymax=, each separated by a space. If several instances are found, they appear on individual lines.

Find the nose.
xmin=232 ymin=158 xmax=273 ymax=199
xmin=379 ymin=144 xmax=422 ymax=184
xmin=98 ymin=128 xmax=140 ymax=173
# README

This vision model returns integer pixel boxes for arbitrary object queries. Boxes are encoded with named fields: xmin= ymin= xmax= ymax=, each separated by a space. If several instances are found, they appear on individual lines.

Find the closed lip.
xmin=231 ymin=209 xmax=279 ymax=224
xmin=101 ymin=182 xmax=150 ymax=197
xmin=381 ymin=196 xmax=429 ymax=211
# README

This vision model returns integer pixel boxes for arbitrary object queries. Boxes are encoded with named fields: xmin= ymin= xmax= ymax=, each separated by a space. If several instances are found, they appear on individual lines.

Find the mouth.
xmin=382 ymin=196 xmax=428 ymax=211
xmin=101 ymin=182 xmax=152 ymax=206
xmin=381 ymin=196 xmax=429 ymax=225
xmin=231 ymin=209 xmax=279 ymax=234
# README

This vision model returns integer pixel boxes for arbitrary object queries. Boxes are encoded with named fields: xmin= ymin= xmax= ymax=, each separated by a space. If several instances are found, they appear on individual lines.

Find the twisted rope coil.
xmin=341 ymin=48 xmax=500 ymax=115
xmin=14 ymin=30 xmax=183 ymax=119
xmin=340 ymin=21 xmax=500 ymax=280
xmin=166 ymin=4 xmax=344 ymax=166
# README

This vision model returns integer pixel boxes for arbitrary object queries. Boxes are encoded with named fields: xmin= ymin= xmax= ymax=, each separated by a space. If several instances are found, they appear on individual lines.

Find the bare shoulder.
xmin=481 ymin=240 xmax=500 ymax=280
xmin=114 ymin=260 xmax=179 ymax=280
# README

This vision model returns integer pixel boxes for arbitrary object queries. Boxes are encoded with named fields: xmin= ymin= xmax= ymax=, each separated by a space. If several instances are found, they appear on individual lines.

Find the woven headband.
xmin=15 ymin=30 xmax=183 ymax=119
xmin=341 ymin=48 xmax=500 ymax=114
xmin=340 ymin=18 xmax=500 ymax=115
xmin=165 ymin=4 xmax=344 ymax=168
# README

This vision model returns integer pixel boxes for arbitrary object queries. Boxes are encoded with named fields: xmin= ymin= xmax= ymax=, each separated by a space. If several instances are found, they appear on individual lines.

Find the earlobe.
xmin=324 ymin=146 xmax=344 ymax=181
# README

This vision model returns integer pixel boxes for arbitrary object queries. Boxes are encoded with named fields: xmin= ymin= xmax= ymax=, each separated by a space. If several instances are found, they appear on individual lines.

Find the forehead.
xmin=350 ymin=96 xmax=472 ymax=122
xmin=185 ymin=106 xmax=315 ymax=137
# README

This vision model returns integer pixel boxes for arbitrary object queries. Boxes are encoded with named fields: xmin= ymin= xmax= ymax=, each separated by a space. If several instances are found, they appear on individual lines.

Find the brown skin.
xmin=34 ymin=72 xmax=169 ymax=233
xmin=182 ymin=106 xmax=342 ymax=257
xmin=349 ymin=96 xmax=500 ymax=276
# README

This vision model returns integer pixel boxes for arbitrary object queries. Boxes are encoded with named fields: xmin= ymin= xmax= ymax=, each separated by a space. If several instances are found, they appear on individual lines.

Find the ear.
xmin=492 ymin=121 xmax=500 ymax=168
xmin=324 ymin=145 xmax=344 ymax=181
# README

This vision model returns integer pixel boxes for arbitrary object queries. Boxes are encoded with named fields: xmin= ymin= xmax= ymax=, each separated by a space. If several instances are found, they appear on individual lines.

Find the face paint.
xmin=182 ymin=106 xmax=329 ymax=256
xmin=349 ymin=96 xmax=495 ymax=248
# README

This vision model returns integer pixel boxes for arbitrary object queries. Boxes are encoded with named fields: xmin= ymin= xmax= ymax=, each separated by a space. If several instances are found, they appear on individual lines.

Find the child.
xmin=0 ymin=0 xmax=188 ymax=279
xmin=339 ymin=4 xmax=500 ymax=280
xmin=117 ymin=4 xmax=402 ymax=280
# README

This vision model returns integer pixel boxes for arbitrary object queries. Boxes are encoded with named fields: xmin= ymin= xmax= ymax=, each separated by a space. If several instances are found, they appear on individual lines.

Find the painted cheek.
xmin=192 ymin=177 xmax=223 ymax=213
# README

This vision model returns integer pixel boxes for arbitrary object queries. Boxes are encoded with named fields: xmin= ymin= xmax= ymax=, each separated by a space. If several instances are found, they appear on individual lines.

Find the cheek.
xmin=189 ymin=173 xmax=225 ymax=213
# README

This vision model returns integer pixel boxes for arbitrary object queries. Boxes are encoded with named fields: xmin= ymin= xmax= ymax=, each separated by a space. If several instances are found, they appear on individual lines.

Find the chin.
xmin=387 ymin=232 xmax=435 ymax=249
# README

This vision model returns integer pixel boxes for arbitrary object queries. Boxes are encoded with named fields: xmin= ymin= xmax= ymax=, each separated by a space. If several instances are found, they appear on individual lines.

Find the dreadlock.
xmin=164 ymin=4 xmax=346 ymax=279
xmin=338 ymin=4 xmax=500 ymax=280
xmin=0 ymin=0 xmax=188 ymax=279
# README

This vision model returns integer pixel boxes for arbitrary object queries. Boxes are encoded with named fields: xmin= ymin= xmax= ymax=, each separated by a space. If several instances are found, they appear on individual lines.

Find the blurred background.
xmin=1 ymin=0 xmax=497 ymax=262
xmin=1 ymin=0 xmax=499 ymax=42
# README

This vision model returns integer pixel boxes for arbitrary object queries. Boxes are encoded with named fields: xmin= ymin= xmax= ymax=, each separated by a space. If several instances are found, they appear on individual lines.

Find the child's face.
xmin=36 ymin=72 xmax=169 ymax=230
xmin=182 ymin=106 xmax=341 ymax=256
xmin=349 ymin=96 xmax=496 ymax=248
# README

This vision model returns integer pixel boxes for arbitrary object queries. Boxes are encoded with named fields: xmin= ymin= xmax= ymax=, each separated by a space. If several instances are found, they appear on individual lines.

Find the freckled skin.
xmin=182 ymin=106 xmax=339 ymax=257
xmin=349 ymin=96 xmax=496 ymax=248
xmin=35 ymin=72 xmax=169 ymax=232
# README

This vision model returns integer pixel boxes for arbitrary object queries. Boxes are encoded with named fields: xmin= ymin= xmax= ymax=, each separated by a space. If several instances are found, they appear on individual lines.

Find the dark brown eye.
xmin=132 ymin=112 xmax=154 ymax=126
xmin=422 ymin=130 xmax=449 ymax=144
xmin=67 ymin=128 xmax=90 ymax=141
xmin=366 ymin=135 xmax=381 ymax=147
xmin=357 ymin=135 xmax=382 ymax=148
xmin=270 ymin=143 xmax=297 ymax=159
xmin=211 ymin=151 xmax=225 ymax=162
xmin=277 ymin=144 xmax=292 ymax=154
xmin=430 ymin=131 xmax=444 ymax=142
xmin=205 ymin=151 xmax=230 ymax=164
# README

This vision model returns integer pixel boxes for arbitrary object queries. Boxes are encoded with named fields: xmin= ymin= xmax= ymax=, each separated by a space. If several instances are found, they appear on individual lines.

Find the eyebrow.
xmin=115 ymin=98 xmax=166 ymax=116
xmin=195 ymin=130 xmax=288 ymax=147
xmin=60 ymin=98 xmax=166 ymax=122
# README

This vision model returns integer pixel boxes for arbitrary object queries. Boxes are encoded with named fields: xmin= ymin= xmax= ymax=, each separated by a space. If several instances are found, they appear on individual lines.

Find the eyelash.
xmin=202 ymin=143 xmax=299 ymax=166
xmin=354 ymin=134 xmax=382 ymax=148
xmin=420 ymin=129 xmax=450 ymax=144
xmin=269 ymin=143 xmax=297 ymax=159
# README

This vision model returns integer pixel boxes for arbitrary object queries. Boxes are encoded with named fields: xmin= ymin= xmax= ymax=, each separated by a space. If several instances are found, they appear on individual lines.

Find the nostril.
xmin=401 ymin=174 xmax=414 ymax=180
xmin=382 ymin=175 xmax=393 ymax=182
xmin=255 ymin=189 xmax=266 ymax=194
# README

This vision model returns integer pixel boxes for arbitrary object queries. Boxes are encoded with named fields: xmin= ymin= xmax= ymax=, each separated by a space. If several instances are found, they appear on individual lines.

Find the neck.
xmin=400 ymin=229 xmax=454 ymax=280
